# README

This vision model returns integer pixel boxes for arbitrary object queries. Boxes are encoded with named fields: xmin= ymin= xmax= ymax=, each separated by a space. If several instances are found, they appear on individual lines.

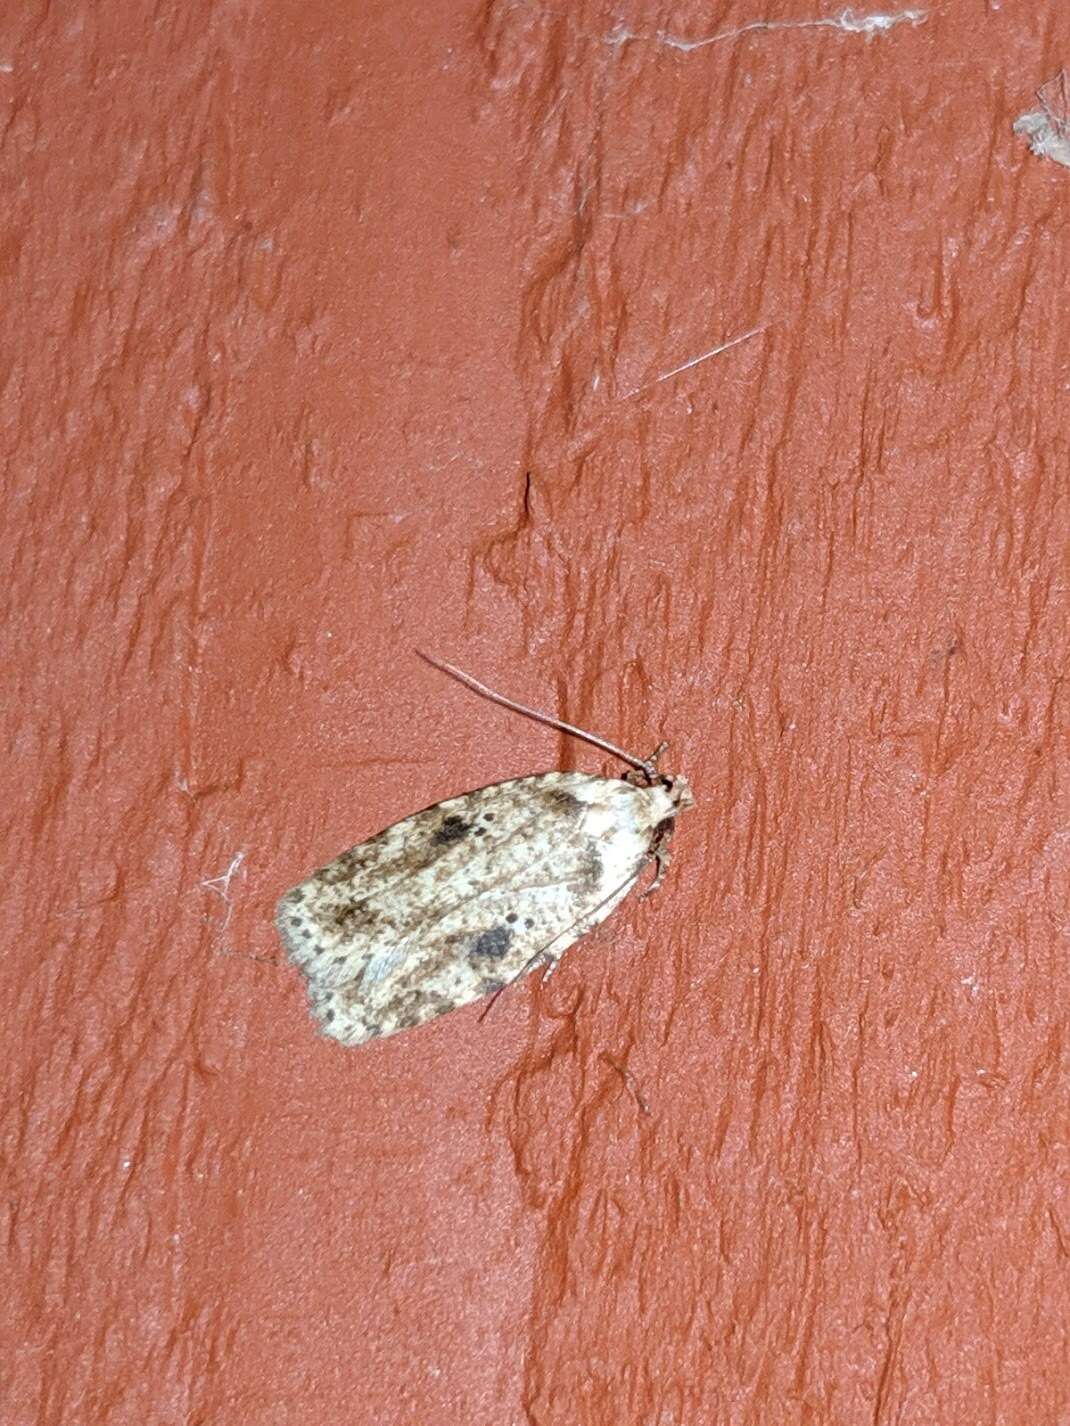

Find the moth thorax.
xmin=638 ymin=774 xmax=693 ymax=828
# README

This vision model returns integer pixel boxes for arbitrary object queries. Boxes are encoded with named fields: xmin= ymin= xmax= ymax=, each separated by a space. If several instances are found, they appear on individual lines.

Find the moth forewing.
xmin=277 ymin=769 xmax=692 ymax=1047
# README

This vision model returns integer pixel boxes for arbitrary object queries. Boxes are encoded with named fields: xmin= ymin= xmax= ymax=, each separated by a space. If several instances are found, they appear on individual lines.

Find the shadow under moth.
xmin=276 ymin=655 xmax=693 ymax=1047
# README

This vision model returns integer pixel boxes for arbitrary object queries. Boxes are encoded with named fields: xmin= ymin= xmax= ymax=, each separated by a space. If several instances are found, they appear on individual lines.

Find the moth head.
xmin=661 ymin=773 xmax=694 ymax=813
xmin=623 ymin=743 xmax=693 ymax=812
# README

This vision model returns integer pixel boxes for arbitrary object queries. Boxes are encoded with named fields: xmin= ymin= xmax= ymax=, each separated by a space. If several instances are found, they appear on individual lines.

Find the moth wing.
xmin=277 ymin=771 xmax=665 ymax=1046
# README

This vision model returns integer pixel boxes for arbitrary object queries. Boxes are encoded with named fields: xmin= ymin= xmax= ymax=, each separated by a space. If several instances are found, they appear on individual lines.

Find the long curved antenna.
xmin=416 ymin=651 xmax=657 ymax=780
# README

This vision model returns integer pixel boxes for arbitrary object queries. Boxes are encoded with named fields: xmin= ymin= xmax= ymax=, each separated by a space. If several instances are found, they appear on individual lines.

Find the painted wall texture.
xmin=4 ymin=1 xmax=1068 ymax=1423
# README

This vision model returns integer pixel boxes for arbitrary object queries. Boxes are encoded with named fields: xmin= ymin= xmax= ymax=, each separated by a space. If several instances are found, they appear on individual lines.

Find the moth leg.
xmin=539 ymin=950 xmax=565 ymax=980
xmin=640 ymin=851 xmax=669 ymax=898
xmin=640 ymin=814 xmax=677 ymax=898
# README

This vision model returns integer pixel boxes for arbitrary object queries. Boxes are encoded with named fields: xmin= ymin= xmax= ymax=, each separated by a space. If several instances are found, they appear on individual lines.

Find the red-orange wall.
xmin=6 ymin=2 xmax=1069 ymax=1423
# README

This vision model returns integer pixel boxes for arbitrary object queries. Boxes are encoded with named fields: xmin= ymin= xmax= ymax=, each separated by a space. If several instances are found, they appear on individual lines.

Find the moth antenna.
xmin=416 ymin=651 xmax=657 ymax=780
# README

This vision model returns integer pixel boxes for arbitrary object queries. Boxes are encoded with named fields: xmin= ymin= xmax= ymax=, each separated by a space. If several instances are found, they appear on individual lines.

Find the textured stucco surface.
xmin=4 ymin=2 xmax=1069 ymax=1424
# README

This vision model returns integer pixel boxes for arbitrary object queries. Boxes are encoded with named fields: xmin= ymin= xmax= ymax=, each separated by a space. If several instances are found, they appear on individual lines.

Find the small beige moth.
xmin=276 ymin=656 xmax=693 ymax=1047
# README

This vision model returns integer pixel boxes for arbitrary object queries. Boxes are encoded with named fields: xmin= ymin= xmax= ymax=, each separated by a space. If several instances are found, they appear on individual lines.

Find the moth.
xmin=276 ymin=655 xmax=694 ymax=1047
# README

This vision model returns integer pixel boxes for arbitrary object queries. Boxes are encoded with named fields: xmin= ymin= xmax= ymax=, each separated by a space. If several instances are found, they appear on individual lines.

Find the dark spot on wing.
xmin=435 ymin=814 xmax=473 ymax=844
xmin=329 ymin=898 xmax=379 ymax=934
xmin=314 ymin=849 xmax=368 ymax=886
xmin=470 ymin=925 xmax=514 ymax=959
xmin=506 ymin=912 xmax=518 ymax=923
xmin=579 ymin=846 xmax=603 ymax=890
xmin=544 ymin=788 xmax=583 ymax=816
xmin=391 ymin=988 xmax=457 ymax=1030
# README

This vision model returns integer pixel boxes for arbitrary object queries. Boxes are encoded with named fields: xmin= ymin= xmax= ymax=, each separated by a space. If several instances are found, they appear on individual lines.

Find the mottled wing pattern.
xmin=277 ymin=772 xmax=677 ymax=1046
